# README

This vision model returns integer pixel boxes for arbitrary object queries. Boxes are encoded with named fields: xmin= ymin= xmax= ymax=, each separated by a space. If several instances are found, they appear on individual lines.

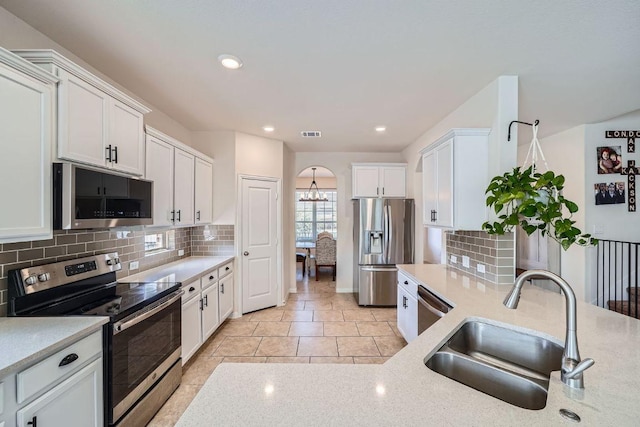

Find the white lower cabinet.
xmin=201 ymin=283 xmax=220 ymax=341
xmin=397 ymin=283 xmax=418 ymax=343
xmin=218 ymin=273 xmax=234 ymax=322
xmin=181 ymin=291 xmax=204 ymax=364
xmin=16 ymin=358 xmax=102 ymax=427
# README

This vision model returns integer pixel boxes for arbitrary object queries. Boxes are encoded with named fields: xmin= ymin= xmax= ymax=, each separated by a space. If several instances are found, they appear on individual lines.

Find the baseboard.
xmin=335 ymin=287 xmax=352 ymax=293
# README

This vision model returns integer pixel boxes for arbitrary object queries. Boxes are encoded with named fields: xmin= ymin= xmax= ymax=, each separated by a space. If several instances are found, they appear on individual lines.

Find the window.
xmin=295 ymin=190 xmax=337 ymax=242
xmin=145 ymin=229 xmax=175 ymax=254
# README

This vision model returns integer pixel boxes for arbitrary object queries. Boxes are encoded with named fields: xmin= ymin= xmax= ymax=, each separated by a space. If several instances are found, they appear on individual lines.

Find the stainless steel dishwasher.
xmin=417 ymin=285 xmax=452 ymax=334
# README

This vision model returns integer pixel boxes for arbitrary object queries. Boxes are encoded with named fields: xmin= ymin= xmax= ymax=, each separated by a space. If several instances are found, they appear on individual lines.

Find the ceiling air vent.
xmin=301 ymin=131 xmax=322 ymax=138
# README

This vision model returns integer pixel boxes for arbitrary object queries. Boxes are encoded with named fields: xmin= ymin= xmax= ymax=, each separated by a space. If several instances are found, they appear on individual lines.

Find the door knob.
xmin=243 ymin=251 xmax=249 ymax=256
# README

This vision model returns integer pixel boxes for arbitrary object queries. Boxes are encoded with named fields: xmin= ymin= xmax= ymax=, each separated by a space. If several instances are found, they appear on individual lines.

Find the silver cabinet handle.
xmin=243 ymin=251 xmax=249 ymax=256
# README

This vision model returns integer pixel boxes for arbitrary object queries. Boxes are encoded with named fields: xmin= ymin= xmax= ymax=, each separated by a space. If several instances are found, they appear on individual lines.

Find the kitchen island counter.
xmin=177 ymin=264 xmax=640 ymax=426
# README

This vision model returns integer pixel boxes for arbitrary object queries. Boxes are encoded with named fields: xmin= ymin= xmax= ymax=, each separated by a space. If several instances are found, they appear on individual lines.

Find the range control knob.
xmin=37 ymin=273 xmax=50 ymax=282
xmin=106 ymin=259 xmax=115 ymax=266
xmin=25 ymin=275 xmax=37 ymax=286
xmin=114 ymin=258 xmax=120 ymax=265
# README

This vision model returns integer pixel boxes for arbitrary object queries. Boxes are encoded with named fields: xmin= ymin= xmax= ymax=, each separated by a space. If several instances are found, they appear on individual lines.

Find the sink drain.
xmin=559 ymin=409 xmax=581 ymax=422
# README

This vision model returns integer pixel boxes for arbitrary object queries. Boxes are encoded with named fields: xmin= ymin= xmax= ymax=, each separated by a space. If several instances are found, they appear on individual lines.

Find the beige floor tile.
xmin=228 ymin=314 xmax=253 ymax=322
xmin=255 ymin=336 xmax=300 ymax=356
xmin=217 ymin=321 xmax=258 ymax=336
xmin=337 ymin=336 xmax=381 ymax=357
xmin=330 ymin=299 xmax=360 ymax=309
xmin=370 ymin=308 xmax=397 ymax=321
xmin=354 ymin=356 xmax=390 ymax=364
xmin=221 ymin=356 xmax=267 ymax=363
xmin=389 ymin=323 xmax=402 ymax=337
xmin=288 ymin=321 xmax=323 ymax=336
xmin=212 ymin=336 xmax=262 ymax=356
xmin=266 ymin=356 xmax=310 ymax=363
xmin=309 ymin=356 xmax=354 ymax=364
xmin=297 ymin=337 xmax=338 ymax=356
xmin=282 ymin=300 xmax=305 ymax=310
xmin=323 ymin=321 xmax=359 ymax=336
xmin=181 ymin=357 xmax=224 ymax=385
xmin=342 ymin=309 xmax=376 ymax=321
xmin=374 ymin=336 xmax=407 ymax=356
xmin=149 ymin=384 xmax=200 ymax=422
xmin=200 ymin=332 xmax=227 ymax=355
xmin=313 ymin=310 xmax=344 ymax=322
xmin=253 ymin=321 xmax=292 ymax=336
xmin=282 ymin=310 xmax=314 ymax=321
xmin=304 ymin=300 xmax=333 ymax=311
xmin=249 ymin=309 xmax=284 ymax=321
xmin=356 ymin=321 xmax=395 ymax=336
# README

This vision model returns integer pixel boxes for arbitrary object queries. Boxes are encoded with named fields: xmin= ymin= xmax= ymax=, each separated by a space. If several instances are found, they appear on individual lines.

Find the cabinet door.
xmin=181 ymin=294 xmax=203 ymax=364
xmin=435 ymin=140 xmax=453 ymax=227
xmin=174 ymin=148 xmax=195 ymax=226
xmin=380 ymin=166 xmax=406 ymax=197
xmin=218 ymin=273 xmax=234 ymax=322
xmin=352 ymin=166 xmax=380 ymax=198
xmin=57 ymin=70 xmax=108 ymax=167
xmin=396 ymin=285 xmax=417 ymax=343
xmin=109 ymin=100 xmax=144 ymax=175
xmin=145 ymin=136 xmax=175 ymax=226
xmin=194 ymin=157 xmax=213 ymax=224
xmin=16 ymin=358 xmax=103 ymax=427
xmin=202 ymin=284 xmax=220 ymax=341
xmin=422 ymin=152 xmax=438 ymax=225
xmin=0 ymin=63 xmax=54 ymax=243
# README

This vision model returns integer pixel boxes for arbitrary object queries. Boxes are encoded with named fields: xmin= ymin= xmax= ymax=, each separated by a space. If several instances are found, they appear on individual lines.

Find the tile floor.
xmin=148 ymin=269 xmax=406 ymax=426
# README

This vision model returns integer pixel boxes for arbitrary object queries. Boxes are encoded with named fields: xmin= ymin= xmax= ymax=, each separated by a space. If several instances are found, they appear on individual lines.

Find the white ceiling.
xmin=1 ymin=0 xmax=639 ymax=152
xmin=298 ymin=167 xmax=334 ymax=178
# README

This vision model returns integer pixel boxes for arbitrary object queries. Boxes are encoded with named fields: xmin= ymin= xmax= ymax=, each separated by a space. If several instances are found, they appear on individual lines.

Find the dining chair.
xmin=314 ymin=231 xmax=336 ymax=281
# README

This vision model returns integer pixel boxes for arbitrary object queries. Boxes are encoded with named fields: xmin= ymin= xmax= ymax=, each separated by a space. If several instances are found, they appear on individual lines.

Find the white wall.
xmin=402 ymin=76 xmax=519 ymax=265
xmin=236 ymin=133 xmax=284 ymax=178
xmin=283 ymin=145 xmax=297 ymax=298
xmin=518 ymin=125 xmax=588 ymax=301
xmin=295 ymin=152 xmax=404 ymax=292
xmin=0 ymin=6 xmax=192 ymax=144
xmin=296 ymin=176 xmax=337 ymax=189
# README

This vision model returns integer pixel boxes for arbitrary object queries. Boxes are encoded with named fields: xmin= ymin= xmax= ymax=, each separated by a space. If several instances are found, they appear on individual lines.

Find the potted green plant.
xmin=482 ymin=165 xmax=597 ymax=250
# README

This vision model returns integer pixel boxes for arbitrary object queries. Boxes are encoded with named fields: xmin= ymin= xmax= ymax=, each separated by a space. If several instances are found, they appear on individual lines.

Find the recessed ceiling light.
xmin=375 ymin=126 xmax=386 ymax=132
xmin=263 ymin=126 xmax=275 ymax=132
xmin=218 ymin=54 xmax=243 ymax=70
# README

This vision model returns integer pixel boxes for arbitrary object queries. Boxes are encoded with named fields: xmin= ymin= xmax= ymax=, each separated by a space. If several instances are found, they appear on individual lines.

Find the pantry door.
xmin=240 ymin=176 xmax=280 ymax=313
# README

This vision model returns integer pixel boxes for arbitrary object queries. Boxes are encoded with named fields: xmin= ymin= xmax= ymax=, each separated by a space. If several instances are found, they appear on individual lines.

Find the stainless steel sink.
xmin=425 ymin=320 xmax=563 ymax=410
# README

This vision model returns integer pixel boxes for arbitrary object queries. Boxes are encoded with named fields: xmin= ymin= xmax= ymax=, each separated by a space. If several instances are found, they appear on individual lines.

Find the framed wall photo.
xmin=597 ymin=146 xmax=622 ymax=174
xmin=594 ymin=182 xmax=625 ymax=205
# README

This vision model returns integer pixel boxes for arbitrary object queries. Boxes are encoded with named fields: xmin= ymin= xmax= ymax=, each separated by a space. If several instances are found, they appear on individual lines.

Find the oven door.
xmin=109 ymin=291 xmax=182 ymax=424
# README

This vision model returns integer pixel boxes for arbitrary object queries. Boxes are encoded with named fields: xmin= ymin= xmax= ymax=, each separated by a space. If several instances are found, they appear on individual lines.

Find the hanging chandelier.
xmin=299 ymin=167 xmax=328 ymax=202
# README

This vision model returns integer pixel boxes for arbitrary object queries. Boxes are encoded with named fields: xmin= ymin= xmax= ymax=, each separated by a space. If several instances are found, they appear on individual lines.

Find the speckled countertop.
xmin=176 ymin=264 xmax=640 ymax=426
xmin=118 ymin=256 xmax=234 ymax=287
xmin=0 ymin=317 xmax=107 ymax=378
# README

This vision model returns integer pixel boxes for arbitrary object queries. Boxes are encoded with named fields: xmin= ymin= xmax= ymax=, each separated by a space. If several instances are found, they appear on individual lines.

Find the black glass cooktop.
xmin=74 ymin=281 xmax=181 ymax=321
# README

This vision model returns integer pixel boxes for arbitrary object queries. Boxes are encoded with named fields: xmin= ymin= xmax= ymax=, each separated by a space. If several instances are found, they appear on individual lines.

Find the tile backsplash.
xmin=445 ymin=230 xmax=515 ymax=285
xmin=0 ymin=226 xmax=221 ymax=316
xmin=190 ymin=225 xmax=235 ymax=256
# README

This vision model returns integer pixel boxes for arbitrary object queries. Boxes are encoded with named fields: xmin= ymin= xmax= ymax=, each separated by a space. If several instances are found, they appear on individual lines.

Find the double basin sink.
xmin=425 ymin=320 xmax=563 ymax=410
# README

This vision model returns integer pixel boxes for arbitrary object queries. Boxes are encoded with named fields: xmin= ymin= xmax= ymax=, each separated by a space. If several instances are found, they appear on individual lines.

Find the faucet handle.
xmin=564 ymin=358 xmax=595 ymax=379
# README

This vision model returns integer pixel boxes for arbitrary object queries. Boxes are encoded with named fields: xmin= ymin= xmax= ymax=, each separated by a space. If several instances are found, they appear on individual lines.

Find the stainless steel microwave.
xmin=53 ymin=163 xmax=153 ymax=229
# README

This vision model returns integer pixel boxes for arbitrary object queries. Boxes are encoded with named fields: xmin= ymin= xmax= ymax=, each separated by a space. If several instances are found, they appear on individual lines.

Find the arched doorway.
xmin=295 ymin=167 xmax=337 ymax=291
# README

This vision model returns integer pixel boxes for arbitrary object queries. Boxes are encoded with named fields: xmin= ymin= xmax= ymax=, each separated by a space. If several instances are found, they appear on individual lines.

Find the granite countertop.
xmin=118 ymin=256 xmax=234 ymax=287
xmin=0 ymin=317 xmax=107 ymax=378
xmin=176 ymin=264 xmax=640 ymax=426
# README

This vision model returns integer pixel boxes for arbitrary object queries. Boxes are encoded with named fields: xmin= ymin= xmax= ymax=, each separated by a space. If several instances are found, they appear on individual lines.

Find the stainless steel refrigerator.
xmin=353 ymin=198 xmax=414 ymax=306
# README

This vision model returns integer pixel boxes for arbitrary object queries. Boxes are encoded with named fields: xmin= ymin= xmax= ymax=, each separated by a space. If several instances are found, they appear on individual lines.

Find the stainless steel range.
xmin=7 ymin=252 xmax=183 ymax=427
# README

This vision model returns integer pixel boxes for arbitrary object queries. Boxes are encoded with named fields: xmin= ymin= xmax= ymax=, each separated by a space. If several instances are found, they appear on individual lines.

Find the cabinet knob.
xmin=404 ymin=280 xmax=408 ymax=285
xmin=225 ymin=266 xmax=230 ymax=271
xmin=189 ymin=286 xmax=196 ymax=292
xmin=209 ymin=275 xmax=214 ymax=280
xmin=58 ymin=353 xmax=79 ymax=367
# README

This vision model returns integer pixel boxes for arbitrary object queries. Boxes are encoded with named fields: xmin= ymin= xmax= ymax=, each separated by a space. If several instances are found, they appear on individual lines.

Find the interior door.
xmin=241 ymin=177 xmax=279 ymax=313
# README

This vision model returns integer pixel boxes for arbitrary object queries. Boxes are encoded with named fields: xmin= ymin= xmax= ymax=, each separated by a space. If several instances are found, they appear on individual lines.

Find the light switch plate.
xmin=450 ymin=255 xmax=457 ymax=264
xmin=178 ymin=249 xmax=185 ymax=256
xmin=129 ymin=261 xmax=139 ymax=271
xmin=462 ymin=256 xmax=470 ymax=268
xmin=477 ymin=263 xmax=486 ymax=273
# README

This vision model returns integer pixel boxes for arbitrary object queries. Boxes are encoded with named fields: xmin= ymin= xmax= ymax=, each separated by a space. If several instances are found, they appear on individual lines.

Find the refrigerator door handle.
xmin=360 ymin=266 xmax=398 ymax=272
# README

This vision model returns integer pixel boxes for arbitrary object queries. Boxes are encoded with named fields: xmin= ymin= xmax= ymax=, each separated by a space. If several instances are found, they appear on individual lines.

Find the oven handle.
xmin=113 ymin=290 xmax=184 ymax=335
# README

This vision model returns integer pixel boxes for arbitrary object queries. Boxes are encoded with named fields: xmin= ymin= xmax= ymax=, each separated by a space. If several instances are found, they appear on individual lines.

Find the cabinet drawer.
xmin=17 ymin=330 xmax=102 ymax=404
xmin=218 ymin=262 xmax=233 ymax=278
xmin=397 ymin=271 xmax=418 ymax=296
xmin=182 ymin=280 xmax=202 ymax=303
xmin=201 ymin=270 xmax=218 ymax=290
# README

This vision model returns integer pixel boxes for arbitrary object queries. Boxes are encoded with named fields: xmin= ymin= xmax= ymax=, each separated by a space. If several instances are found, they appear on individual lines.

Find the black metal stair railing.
xmin=596 ymin=239 xmax=639 ymax=319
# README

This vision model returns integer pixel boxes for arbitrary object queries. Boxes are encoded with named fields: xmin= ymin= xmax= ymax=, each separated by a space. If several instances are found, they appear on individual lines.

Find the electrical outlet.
xmin=450 ymin=255 xmax=458 ymax=264
xmin=462 ymin=256 xmax=470 ymax=268
xmin=477 ymin=263 xmax=486 ymax=273
xmin=178 ymin=249 xmax=185 ymax=256
xmin=593 ymin=224 xmax=604 ymax=235
xmin=129 ymin=261 xmax=139 ymax=270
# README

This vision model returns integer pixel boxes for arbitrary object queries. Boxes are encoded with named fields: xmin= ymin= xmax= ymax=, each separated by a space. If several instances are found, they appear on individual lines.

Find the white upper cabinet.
xmin=0 ymin=48 xmax=58 ymax=244
xmin=195 ymin=157 xmax=213 ymax=224
xmin=352 ymin=163 xmax=407 ymax=198
xmin=421 ymin=129 xmax=491 ymax=230
xmin=145 ymin=126 xmax=214 ymax=228
xmin=13 ymin=50 xmax=151 ymax=176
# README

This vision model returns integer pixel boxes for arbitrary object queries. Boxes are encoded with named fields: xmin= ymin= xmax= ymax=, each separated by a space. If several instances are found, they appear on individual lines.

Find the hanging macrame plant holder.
xmin=521 ymin=123 xmax=556 ymax=208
